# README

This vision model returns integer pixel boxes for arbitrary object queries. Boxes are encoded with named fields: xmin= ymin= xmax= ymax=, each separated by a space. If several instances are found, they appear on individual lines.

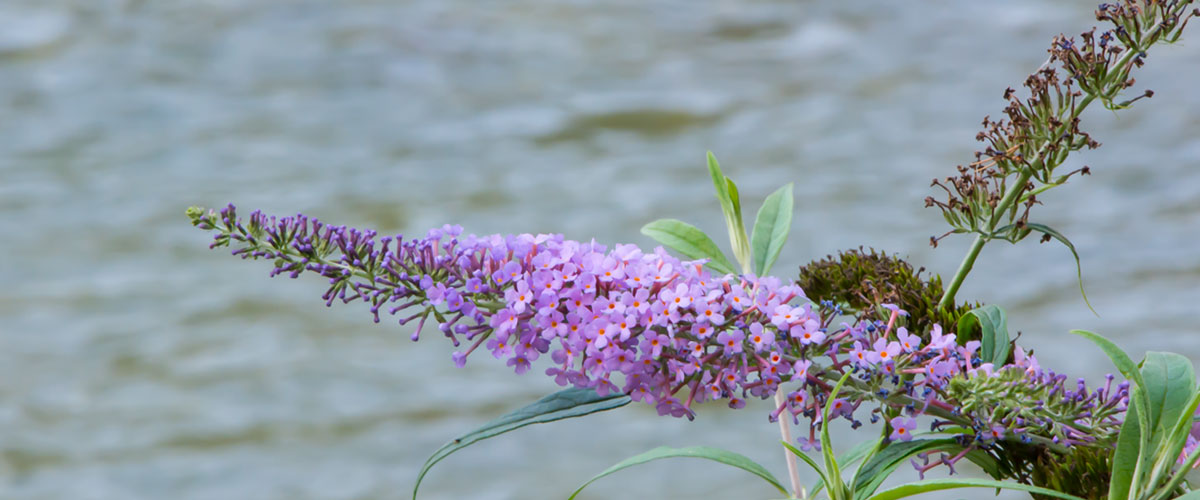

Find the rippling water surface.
xmin=2 ymin=1 xmax=1198 ymax=499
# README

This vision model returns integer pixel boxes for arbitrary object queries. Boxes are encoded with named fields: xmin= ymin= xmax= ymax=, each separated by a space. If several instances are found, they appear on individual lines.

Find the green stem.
xmin=938 ymin=234 xmax=989 ymax=312
xmin=938 ymin=94 xmax=1096 ymax=311
xmin=936 ymin=14 xmax=1173 ymax=310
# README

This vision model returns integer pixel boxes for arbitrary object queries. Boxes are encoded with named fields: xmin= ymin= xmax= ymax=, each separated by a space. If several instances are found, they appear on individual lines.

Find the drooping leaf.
xmin=413 ymin=388 xmax=630 ymax=499
xmin=641 ymin=218 xmax=737 ymax=275
xmin=957 ymin=305 xmax=1010 ymax=366
xmin=567 ymin=446 xmax=788 ymax=500
xmin=750 ymin=183 xmax=795 ymax=276
xmin=1025 ymin=222 xmax=1096 ymax=315
xmin=852 ymin=439 xmax=961 ymax=500
xmin=866 ymin=478 xmax=1089 ymax=500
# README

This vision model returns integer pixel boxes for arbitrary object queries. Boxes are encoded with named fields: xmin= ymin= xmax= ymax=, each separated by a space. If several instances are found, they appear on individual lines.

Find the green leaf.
xmin=1146 ymin=390 xmax=1200 ymax=500
xmin=707 ymin=152 xmax=750 ymax=273
xmin=568 ymin=446 xmax=788 ymax=500
xmin=783 ymin=441 xmax=831 ymax=494
xmin=707 ymin=152 xmax=734 ymax=218
xmin=1169 ymin=492 xmax=1200 ymax=500
xmin=726 ymin=177 xmax=744 ymax=226
xmin=750 ymin=183 xmax=795 ymax=276
xmin=962 ymin=448 xmax=1006 ymax=480
xmin=725 ymin=176 xmax=751 ymax=272
xmin=867 ymin=478 xmax=1089 ymax=500
xmin=810 ymin=437 xmax=881 ymax=497
xmin=852 ymin=439 xmax=961 ymax=500
xmin=1071 ymin=330 xmax=1146 ymax=401
xmin=822 ymin=372 xmax=853 ymax=500
xmin=1138 ymin=352 xmax=1196 ymax=494
xmin=1108 ymin=399 xmax=1142 ymax=500
xmin=957 ymin=305 xmax=1010 ymax=366
xmin=1072 ymin=329 xmax=1158 ymax=500
xmin=840 ymin=437 xmax=883 ymax=480
xmin=1141 ymin=352 xmax=1196 ymax=446
xmin=413 ymin=388 xmax=630 ymax=499
xmin=640 ymin=218 xmax=738 ymax=275
xmin=1025 ymin=222 xmax=1096 ymax=315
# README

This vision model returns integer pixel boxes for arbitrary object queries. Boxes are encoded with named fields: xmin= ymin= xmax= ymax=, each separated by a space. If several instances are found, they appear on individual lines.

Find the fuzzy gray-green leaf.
xmin=1141 ymin=352 xmax=1195 ymax=444
xmin=957 ymin=305 xmax=1009 ymax=366
xmin=641 ymin=218 xmax=737 ymax=275
xmin=750 ymin=183 xmax=794 ymax=276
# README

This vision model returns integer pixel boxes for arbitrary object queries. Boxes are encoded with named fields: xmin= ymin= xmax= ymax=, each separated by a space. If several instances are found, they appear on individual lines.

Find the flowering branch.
xmin=188 ymin=204 xmax=1132 ymax=492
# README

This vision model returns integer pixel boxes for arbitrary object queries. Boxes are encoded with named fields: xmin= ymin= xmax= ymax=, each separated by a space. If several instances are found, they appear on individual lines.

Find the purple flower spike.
xmin=191 ymin=203 xmax=1138 ymax=469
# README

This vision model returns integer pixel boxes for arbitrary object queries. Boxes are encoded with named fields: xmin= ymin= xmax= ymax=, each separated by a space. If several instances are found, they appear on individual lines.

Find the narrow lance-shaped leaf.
xmin=1071 ymin=329 xmax=1152 ymax=500
xmin=1107 ymin=397 xmax=1141 ymax=500
xmin=866 ymin=478 xmax=1089 ymax=500
xmin=783 ymin=441 xmax=831 ymax=494
xmin=821 ymin=372 xmax=853 ymax=500
xmin=707 ymin=152 xmax=751 ymax=273
xmin=567 ymin=446 xmax=789 ymax=500
xmin=811 ymin=436 xmax=881 ymax=496
xmin=724 ymin=176 xmax=751 ymax=272
xmin=640 ymin=219 xmax=738 ymax=275
xmin=707 ymin=152 xmax=734 ymax=219
xmin=852 ymin=439 xmax=961 ymax=500
xmin=413 ymin=388 xmax=631 ymax=499
xmin=1070 ymin=330 xmax=1146 ymax=407
xmin=750 ymin=183 xmax=794 ymax=276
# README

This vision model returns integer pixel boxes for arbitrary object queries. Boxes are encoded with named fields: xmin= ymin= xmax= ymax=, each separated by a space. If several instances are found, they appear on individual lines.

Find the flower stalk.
xmin=934 ymin=1 xmax=1197 ymax=310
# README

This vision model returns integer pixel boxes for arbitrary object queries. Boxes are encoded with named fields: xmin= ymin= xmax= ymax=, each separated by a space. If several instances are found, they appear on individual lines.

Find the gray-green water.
xmin=2 ymin=1 xmax=1198 ymax=499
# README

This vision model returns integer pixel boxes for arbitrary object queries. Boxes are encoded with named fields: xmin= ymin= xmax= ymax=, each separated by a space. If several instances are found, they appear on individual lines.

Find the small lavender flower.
xmin=890 ymin=416 xmax=917 ymax=442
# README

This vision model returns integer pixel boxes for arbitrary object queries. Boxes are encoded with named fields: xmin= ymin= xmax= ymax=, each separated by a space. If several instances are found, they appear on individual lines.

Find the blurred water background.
xmin=1 ymin=1 xmax=1198 ymax=499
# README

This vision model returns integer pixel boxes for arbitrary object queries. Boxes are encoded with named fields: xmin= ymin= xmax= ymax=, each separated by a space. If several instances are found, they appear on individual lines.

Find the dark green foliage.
xmin=975 ymin=443 xmax=1112 ymax=500
xmin=796 ymin=248 xmax=980 ymax=342
xmin=1026 ymin=446 xmax=1112 ymax=500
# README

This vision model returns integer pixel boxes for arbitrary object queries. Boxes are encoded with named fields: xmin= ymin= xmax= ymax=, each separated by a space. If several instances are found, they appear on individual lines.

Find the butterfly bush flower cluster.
xmin=188 ymin=205 xmax=825 ymax=420
xmin=188 ymin=205 xmax=1130 ymax=475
